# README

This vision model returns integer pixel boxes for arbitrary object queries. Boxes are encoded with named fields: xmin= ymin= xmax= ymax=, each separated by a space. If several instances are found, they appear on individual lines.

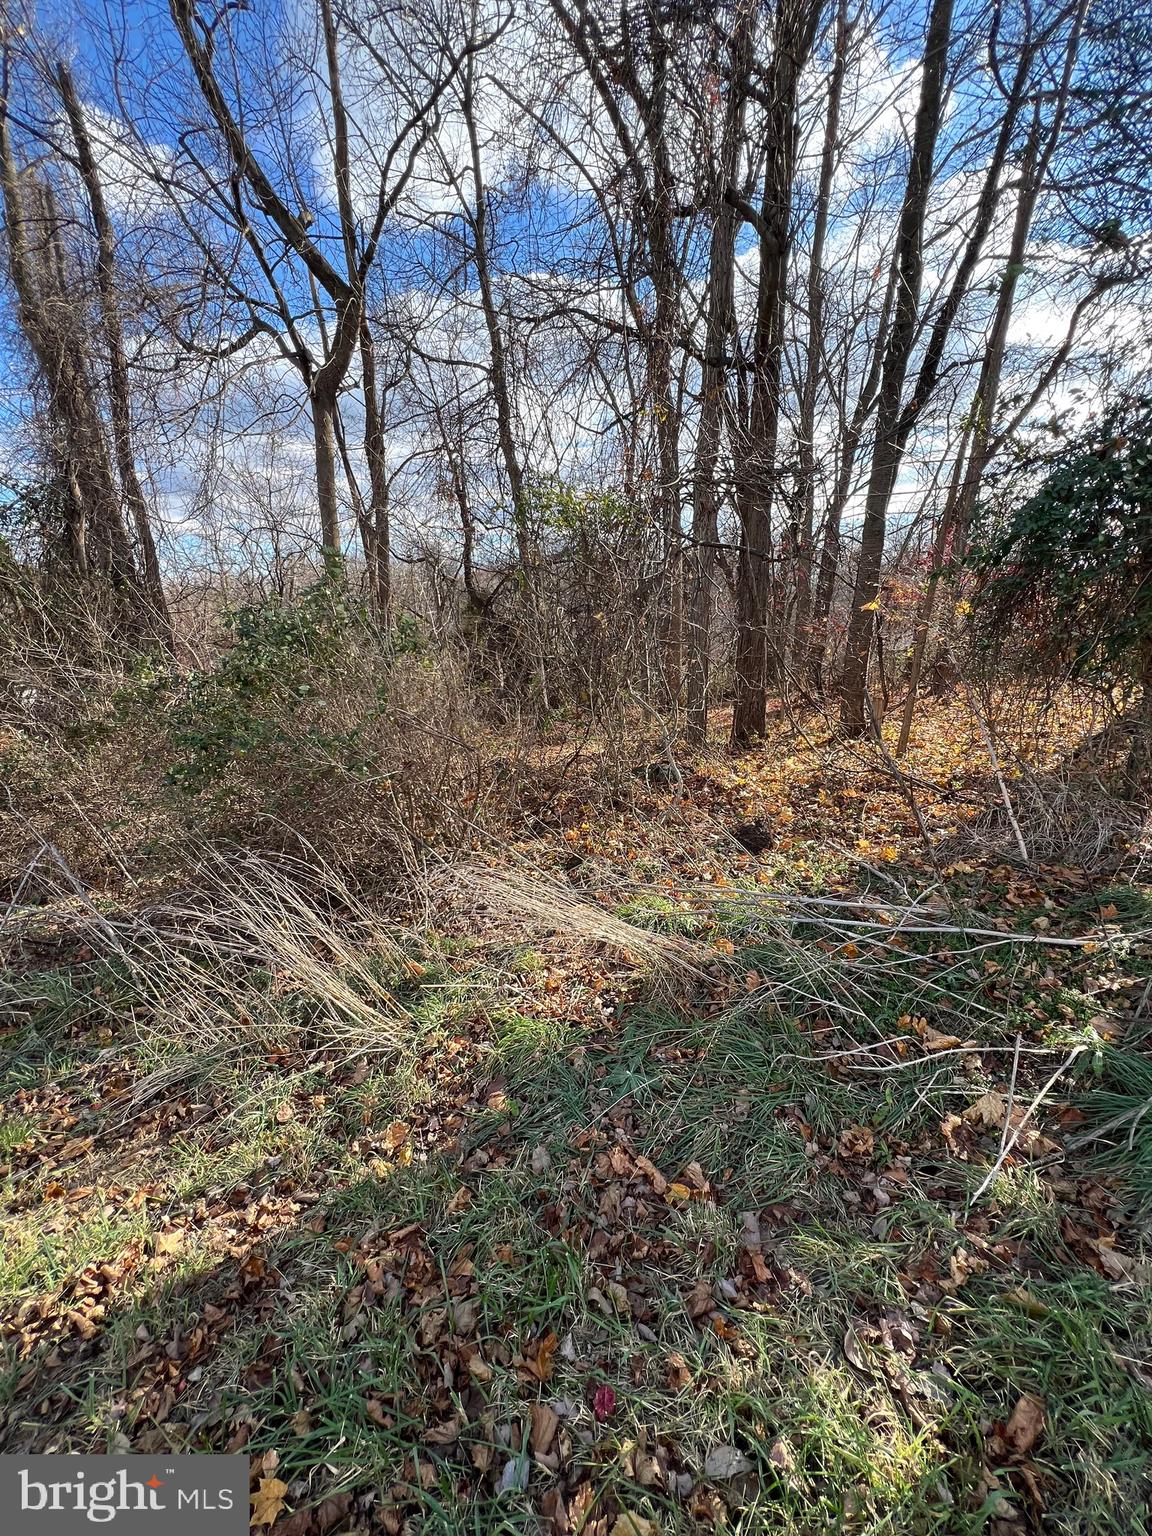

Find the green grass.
xmin=1076 ymin=1044 xmax=1152 ymax=1208
xmin=3 ymin=909 xmax=1152 ymax=1533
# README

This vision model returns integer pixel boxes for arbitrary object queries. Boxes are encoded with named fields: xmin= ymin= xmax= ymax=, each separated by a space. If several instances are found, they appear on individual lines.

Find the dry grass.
xmin=941 ymin=768 xmax=1144 ymax=870
xmin=429 ymin=862 xmax=712 ymax=989
xmin=2 ymin=848 xmax=427 ymax=1110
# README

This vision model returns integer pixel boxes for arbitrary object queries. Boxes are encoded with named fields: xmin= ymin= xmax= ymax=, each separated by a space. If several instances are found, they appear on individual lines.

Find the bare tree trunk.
xmin=359 ymin=320 xmax=391 ymax=617
xmin=310 ymin=387 xmax=345 ymax=564
xmin=840 ymin=0 xmax=954 ymax=737
xmin=896 ymin=4 xmax=1087 ymax=752
xmin=791 ymin=0 xmax=847 ymax=679
xmin=461 ymin=53 xmax=529 ymax=573
xmin=894 ymin=422 xmax=971 ymax=756
xmin=731 ymin=0 xmax=823 ymax=748
xmin=56 ymin=62 xmax=174 ymax=650
xmin=684 ymin=10 xmax=751 ymax=745
xmin=806 ymin=260 xmax=897 ymax=689
xmin=643 ymin=18 xmax=684 ymax=706
xmin=0 ymin=62 xmax=140 ymax=604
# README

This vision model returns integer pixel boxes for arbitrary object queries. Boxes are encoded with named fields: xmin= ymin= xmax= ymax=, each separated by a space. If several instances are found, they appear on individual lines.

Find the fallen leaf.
xmin=768 ymin=1437 xmax=795 ymax=1473
xmin=666 ymin=1351 xmax=691 ymax=1391
xmin=684 ymin=1278 xmax=714 ymax=1320
xmin=609 ymin=1515 xmax=660 ymax=1536
xmin=251 ymin=1477 xmax=290 ymax=1527
xmin=838 ymin=1124 xmax=874 ymax=1162
xmin=704 ymin=1444 xmax=753 ymax=1480
xmin=531 ymin=1401 xmax=559 ymax=1456
xmin=964 ymin=1091 xmax=1007 ymax=1129
xmin=593 ymin=1384 xmax=617 ymax=1422
xmin=423 ymin=1418 xmax=462 ymax=1445
xmin=269 ymin=1493 xmax=352 ymax=1536
xmin=467 ymin=1353 xmax=493 ymax=1384
xmin=635 ymin=1155 xmax=666 ymax=1194
xmin=923 ymin=1025 xmax=963 ymax=1051
xmin=683 ymin=1161 xmax=709 ymax=1192
xmin=1004 ymin=1393 xmax=1045 ymax=1456
xmin=499 ymin=1454 xmax=530 ymax=1493
xmin=525 ymin=1331 xmax=559 ymax=1382
xmin=606 ymin=1280 xmax=631 ymax=1315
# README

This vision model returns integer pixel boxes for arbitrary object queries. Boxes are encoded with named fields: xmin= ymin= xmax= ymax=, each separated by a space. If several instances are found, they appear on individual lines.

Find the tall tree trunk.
xmin=56 ymin=62 xmax=174 ymax=650
xmin=684 ymin=10 xmax=751 ymax=745
xmin=896 ymin=3 xmax=1087 ymax=752
xmin=791 ymin=0 xmax=848 ymax=679
xmin=0 ymin=68 xmax=138 ymax=599
xmin=806 ymin=259 xmax=897 ymax=689
xmin=311 ymin=387 xmax=344 ymax=565
xmin=644 ymin=18 xmax=684 ymax=706
xmin=359 ymin=320 xmax=391 ymax=617
xmin=840 ymin=0 xmax=954 ymax=737
xmin=461 ymin=54 xmax=529 ymax=574
xmin=731 ymin=0 xmax=822 ymax=748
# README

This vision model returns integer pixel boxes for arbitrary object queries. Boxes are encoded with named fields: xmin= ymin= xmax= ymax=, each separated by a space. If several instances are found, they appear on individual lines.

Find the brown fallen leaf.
xmin=683 ymin=1161 xmax=709 ymax=1192
xmin=1004 ymin=1393 xmax=1045 ymax=1456
xmin=531 ymin=1400 xmax=560 ymax=1456
xmin=365 ymin=1396 xmax=392 ymax=1426
xmin=467 ymin=1352 xmax=493 ymax=1384
xmin=252 ymin=1476 xmax=290 ymax=1528
xmin=522 ymin=1331 xmax=559 ymax=1382
xmin=541 ymin=1488 xmax=568 ymax=1535
xmin=768 ymin=1437 xmax=795 ymax=1473
xmin=1092 ymin=1240 xmax=1135 ymax=1281
xmin=964 ymin=1091 xmax=1007 ymax=1129
xmin=423 ymin=1418 xmax=462 ymax=1445
xmin=609 ymin=1515 xmax=660 ymax=1536
xmin=666 ymin=1351 xmax=691 ymax=1391
xmin=923 ymin=1025 xmax=964 ymax=1052
xmin=684 ymin=1278 xmax=714 ymax=1320
xmin=635 ymin=1155 xmax=667 ymax=1194
xmin=270 ymin=1493 xmax=352 ymax=1536
xmin=838 ymin=1124 xmax=874 ymax=1162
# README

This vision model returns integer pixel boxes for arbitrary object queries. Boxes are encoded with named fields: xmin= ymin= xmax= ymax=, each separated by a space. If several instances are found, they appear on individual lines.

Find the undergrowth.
xmin=3 ymin=825 xmax=1151 ymax=1534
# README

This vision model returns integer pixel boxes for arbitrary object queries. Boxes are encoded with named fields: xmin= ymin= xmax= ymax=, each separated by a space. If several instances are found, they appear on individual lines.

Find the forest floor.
xmin=2 ymin=699 xmax=1152 ymax=1535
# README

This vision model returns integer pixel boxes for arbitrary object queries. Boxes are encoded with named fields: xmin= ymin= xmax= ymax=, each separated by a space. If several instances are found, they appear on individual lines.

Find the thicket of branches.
xmin=1 ymin=0 xmax=1151 ymax=756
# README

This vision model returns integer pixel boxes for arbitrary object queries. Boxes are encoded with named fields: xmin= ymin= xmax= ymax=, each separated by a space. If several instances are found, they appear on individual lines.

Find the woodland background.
xmin=3 ymin=2 xmax=1152 ymax=1534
